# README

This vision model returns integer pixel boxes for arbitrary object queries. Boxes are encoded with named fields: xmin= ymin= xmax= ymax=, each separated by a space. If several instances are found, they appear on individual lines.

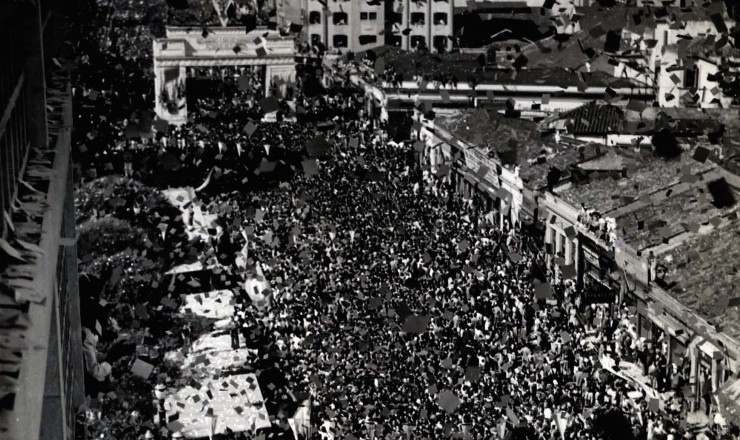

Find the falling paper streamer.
xmin=195 ymin=168 xmax=214 ymax=192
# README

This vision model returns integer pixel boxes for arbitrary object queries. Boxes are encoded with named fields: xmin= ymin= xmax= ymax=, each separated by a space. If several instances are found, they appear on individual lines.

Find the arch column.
xmin=154 ymin=65 xmax=188 ymax=125
xmin=265 ymin=63 xmax=296 ymax=97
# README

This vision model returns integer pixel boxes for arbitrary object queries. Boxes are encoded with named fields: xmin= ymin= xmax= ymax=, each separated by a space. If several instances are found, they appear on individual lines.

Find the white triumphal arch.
xmin=153 ymin=26 xmax=296 ymax=125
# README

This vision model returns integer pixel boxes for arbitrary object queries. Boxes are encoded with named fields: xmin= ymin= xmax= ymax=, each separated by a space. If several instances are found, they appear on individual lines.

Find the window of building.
xmin=433 ymin=12 xmax=448 ymax=25
xmin=333 ymin=12 xmax=348 ymax=25
xmin=310 ymin=34 xmax=322 ymax=47
xmin=309 ymin=11 xmax=321 ymax=24
xmin=390 ymin=12 xmax=402 ymax=23
xmin=333 ymin=34 xmax=348 ymax=47
xmin=433 ymin=35 xmax=447 ymax=52
xmin=359 ymin=35 xmax=377 ymax=45
xmin=386 ymin=34 xmax=402 ymax=47
xmin=360 ymin=12 xmax=377 ymax=20
xmin=410 ymin=12 xmax=425 ymax=25
xmin=411 ymin=35 xmax=426 ymax=49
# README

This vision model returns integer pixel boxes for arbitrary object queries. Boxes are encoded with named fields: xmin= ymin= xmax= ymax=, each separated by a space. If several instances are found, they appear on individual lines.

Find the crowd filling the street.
xmin=47 ymin=1 xmax=740 ymax=440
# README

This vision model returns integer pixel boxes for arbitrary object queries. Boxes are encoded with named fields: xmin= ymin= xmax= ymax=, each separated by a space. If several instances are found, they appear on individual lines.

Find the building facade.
xmin=386 ymin=0 xmax=454 ymax=52
xmin=405 ymin=102 xmax=740 ymax=421
xmin=0 ymin=1 xmax=85 ymax=439
xmin=623 ymin=13 xmax=739 ymax=109
xmin=304 ymin=0 xmax=385 ymax=53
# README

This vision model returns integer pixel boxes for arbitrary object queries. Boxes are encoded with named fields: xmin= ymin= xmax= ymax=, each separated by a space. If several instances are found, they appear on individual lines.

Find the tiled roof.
xmin=519 ymin=141 xmax=603 ymax=190
xmin=614 ymin=169 xmax=737 ymax=251
xmin=557 ymin=145 xmax=718 ymax=215
xmin=437 ymin=108 xmax=602 ymax=189
xmin=558 ymin=100 xmax=625 ymax=135
xmin=659 ymin=222 xmax=740 ymax=340
xmin=439 ymin=108 xmax=539 ymax=148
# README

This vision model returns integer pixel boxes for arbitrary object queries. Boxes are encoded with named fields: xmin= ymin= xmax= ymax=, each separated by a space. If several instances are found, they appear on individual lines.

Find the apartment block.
xmin=387 ymin=0 xmax=454 ymax=52
xmin=305 ymin=0 xmax=385 ymax=53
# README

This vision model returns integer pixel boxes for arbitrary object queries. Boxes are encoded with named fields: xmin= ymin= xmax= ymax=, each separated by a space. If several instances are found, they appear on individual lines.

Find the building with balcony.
xmin=410 ymin=101 xmax=740 ymax=422
xmin=304 ymin=0 xmax=385 ymax=53
xmin=0 ymin=1 xmax=85 ymax=439
xmin=546 ymin=144 xmax=740 ymax=415
xmin=620 ymin=4 xmax=739 ymax=108
xmin=386 ymin=0 xmax=454 ymax=52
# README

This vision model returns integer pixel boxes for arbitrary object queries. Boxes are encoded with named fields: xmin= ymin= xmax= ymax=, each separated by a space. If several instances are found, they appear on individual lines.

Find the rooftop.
xmin=556 ymin=100 xmax=625 ymax=135
xmin=556 ymin=145 xmax=718 ymax=215
xmin=380 ymin=48 xmax=641 ymax=88
xmin=624 ymin=107 xmax=738 ymax=138
xmin=613 ymin=168 xmax=737 ymax=251
xmin=436 ymin=108 xmax=603 ymax=189
xmin=658 ymin=221 xmax=740 ymax=340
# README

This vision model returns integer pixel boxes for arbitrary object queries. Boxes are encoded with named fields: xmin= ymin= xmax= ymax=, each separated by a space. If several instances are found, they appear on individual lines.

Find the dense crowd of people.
xmin=62 ymin=1 xmax=740 ymax=440
xmin=212 ymin=98 xmax=734 ymax=440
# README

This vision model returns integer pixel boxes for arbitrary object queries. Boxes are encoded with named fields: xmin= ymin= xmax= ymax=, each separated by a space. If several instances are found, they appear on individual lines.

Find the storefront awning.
xmin=495 ymin=187 xmax=512 ymax=202
xmin=689 ymin=336 xmax=724 ymax=361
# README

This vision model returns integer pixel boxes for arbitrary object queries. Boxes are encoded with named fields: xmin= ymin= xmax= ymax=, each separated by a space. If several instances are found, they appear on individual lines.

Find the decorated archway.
xmin=153 ymin=26 xmax=296 ymax=125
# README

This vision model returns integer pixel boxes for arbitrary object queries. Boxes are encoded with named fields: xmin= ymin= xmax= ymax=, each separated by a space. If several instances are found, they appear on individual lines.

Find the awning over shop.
xmin=651 ymin=312 xmax=689 ymax=344
xmin=689 ymin=336 xmax=724 ymax=361
xmin=495 ymin=187 xmax=513 ymax=202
